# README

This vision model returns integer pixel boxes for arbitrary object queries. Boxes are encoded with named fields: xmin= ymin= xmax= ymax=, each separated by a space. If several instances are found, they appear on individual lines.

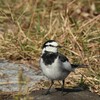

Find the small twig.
xmin=79 ymin=72 xmax=100 ymax=86
xmin=78 ymin=14 xmax=100 ymax=32
xmin=0 ymin=81 xmax=26 ymax=85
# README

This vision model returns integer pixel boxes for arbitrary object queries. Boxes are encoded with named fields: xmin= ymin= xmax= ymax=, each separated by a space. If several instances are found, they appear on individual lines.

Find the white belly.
xmin=40 ymin=57 xmax=70 ymax=80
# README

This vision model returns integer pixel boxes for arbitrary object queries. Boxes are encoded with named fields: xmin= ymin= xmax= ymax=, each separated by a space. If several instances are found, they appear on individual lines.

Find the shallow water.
xmin=0 ymin=60 xmax=46 ymax=92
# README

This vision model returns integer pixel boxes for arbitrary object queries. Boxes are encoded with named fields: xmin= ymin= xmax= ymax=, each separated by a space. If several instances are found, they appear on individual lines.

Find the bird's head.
xmin=42 ymin=40 xmax=61 ymax=54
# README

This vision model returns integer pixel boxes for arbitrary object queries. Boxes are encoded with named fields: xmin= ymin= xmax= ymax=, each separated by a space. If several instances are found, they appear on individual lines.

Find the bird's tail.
xmin=71 ymin=64 xmax=88 ymax=69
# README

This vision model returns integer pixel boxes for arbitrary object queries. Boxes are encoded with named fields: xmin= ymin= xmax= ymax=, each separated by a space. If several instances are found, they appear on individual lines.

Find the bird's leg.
xmin=45 ymin=80 xmax=54 ymax=95
xmin=61 ymin=79 xmax=65 ymax=93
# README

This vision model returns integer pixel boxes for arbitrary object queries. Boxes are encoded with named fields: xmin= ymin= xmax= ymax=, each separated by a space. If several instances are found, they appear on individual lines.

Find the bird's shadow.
xmin=55 ymin=84 xmax=88 ymax=94
xmin=42 ymin=86 xmax=88 ymax=96
xmin=55 ymin=87 xmax=83 ymax=93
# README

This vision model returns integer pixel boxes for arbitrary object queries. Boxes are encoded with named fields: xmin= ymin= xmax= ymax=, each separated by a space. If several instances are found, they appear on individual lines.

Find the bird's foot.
xmin=61 ymin=87 xmax=66 ymax=95
xmin=42 ymin=90 xmax=51 ymax=95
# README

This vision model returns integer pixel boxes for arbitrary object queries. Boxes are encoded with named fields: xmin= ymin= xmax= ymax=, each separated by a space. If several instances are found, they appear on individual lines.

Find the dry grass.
xmin=0 ymin=0 xmax=100 ymax=97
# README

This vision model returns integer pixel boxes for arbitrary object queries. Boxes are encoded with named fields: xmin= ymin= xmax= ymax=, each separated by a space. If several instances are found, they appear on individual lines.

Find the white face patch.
xmin=42 ymin=41 xmax=58 ymax=53
xmin=46 ymin=42 xmax=58 ymax=47
xmin=42 ymin=46 xmax=58 ymax=53
xmin=45 ymin=46 xmax=57 ymax=53
xmin=42 ymin=41 xmax=59 ymax=54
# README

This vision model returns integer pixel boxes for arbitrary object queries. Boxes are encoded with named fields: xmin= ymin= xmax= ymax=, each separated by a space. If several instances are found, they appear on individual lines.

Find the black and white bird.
xmin=40 ymin=40 xmax=87 ymax=94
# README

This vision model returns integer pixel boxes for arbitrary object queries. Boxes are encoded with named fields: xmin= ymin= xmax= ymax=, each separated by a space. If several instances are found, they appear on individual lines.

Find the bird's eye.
xmin=49 ymin=45 xmax=55 ymax=47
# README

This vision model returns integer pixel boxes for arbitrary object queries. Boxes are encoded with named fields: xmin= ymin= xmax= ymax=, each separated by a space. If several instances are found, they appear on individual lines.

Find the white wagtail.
xmin=40 ymin=40 xmax=87 ymax=94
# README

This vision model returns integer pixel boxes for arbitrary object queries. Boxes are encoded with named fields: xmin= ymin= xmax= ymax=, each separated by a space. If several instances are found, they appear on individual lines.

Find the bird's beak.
xmin=57 ymin=45 xmax=62 ymax=48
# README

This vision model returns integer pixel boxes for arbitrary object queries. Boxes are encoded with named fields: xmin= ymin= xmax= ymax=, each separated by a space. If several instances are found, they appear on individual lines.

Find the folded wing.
xmin=58 ymin=53 xmax=88 ymax=72
xmin=58 ymin=53 xmax=74 ymax=71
